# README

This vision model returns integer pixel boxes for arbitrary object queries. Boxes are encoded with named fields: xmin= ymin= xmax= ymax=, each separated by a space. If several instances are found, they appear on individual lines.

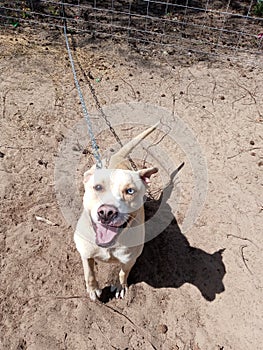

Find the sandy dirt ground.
xmin=0 ymin=30 xmax=262 ymax=350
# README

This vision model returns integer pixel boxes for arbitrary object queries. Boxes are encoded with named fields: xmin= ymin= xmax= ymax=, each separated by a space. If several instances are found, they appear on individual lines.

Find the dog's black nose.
xmin=97 ymin=205 xmax=118 ymax=224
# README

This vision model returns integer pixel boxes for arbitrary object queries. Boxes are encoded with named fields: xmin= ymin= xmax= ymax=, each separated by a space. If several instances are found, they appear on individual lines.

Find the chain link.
xmin=62 ymin=5 xmax=102 ymax=169
xmin=85 ymin=72 xmax=138 ymax=171
xmin=62 ymin=2 xmax=137 ymax=171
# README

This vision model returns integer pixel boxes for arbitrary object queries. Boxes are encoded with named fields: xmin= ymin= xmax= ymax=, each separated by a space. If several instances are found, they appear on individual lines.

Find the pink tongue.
xmin=96 ymin=224 xmax=119 ymax=245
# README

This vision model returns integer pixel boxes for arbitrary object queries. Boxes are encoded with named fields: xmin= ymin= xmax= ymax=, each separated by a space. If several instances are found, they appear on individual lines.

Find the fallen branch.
xmin=240 ymin=245 xmax=253 ymax=275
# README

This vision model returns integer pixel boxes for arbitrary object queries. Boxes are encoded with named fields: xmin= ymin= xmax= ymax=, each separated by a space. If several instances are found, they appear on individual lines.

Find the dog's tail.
xmin=108 ymin=122 xmax=159 ymax=169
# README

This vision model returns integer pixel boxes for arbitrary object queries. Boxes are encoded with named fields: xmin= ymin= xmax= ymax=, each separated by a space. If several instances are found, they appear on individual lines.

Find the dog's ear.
xmin=138 ymin=167 xmax=158 ymax=185
xmin=83 ymin=165 xmax=96 ymax=184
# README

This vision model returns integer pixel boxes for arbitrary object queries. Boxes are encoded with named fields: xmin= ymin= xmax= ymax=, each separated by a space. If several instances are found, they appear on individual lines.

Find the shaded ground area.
xmin=1 ymin=0 xmax=263 ymax=59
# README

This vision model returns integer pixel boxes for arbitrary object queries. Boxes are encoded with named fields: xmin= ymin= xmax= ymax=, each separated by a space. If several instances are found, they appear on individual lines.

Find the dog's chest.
xmin=94 ymin=247 xmax=134 ymax=265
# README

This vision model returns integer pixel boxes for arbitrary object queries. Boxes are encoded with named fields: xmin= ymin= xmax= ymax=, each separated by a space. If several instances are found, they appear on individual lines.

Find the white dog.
xmin=74 ymin=124 xmax=159 ymax=301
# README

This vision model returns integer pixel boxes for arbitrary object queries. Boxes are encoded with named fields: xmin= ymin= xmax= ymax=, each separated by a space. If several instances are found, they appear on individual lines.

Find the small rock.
xmin=158 ymin=324 xmax=168 ymax=334
xmin=56 ymin=134 xmax=64 ymax=142
xmin=250 ymin=140 xmax=255 ymax=145
xmin=82 ymin=148 xmax=91 ymax=155
xmin=88 ymin=72 xmax=94 ymax=80
xmin=38 ymin=160 xmax=48 ymax=168
xmin=0 ymin=151 xmax=5 ymax=158
xmin=258 ymin=160 xmax=263 ymax=167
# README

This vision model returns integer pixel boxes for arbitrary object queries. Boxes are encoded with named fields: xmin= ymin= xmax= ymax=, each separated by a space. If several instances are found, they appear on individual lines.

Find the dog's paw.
xmin=88 ymin=288 xmax=102 ymax=302
xmin=110 ymin=285 xmax=128 ymax=299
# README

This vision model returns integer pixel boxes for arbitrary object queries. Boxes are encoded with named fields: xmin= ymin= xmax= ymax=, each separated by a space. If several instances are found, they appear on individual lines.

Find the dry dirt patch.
xmin=0 ymin=32 xmax=262 ymax=350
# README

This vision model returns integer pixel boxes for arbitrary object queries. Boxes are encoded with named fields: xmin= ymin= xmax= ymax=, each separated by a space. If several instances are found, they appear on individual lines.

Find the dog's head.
xmin=83 ymin=166 xmax=158 ymax=247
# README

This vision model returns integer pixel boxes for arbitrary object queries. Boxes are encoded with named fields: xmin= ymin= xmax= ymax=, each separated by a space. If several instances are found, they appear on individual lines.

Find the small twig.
xmin=231 ymin=93 xmax=247 ymax=109
xmin=95 ymin=322 xmax=119 ymax=350
xmin=240 ymin=245 xmax=253 ymax=275
xmin=211 ymin=74 xmax=217 ymax=106
xmin=2 ymin=90 xmax=9 ymax=118
xmin=142 ymin=124 xmax=171 ymax=168
xmin=22 ymin=294 xmax=88 ymax=306
xmin=119 ymin=77 xmax=137 ymax=100
xmin=103 ymin=304 xmax=158 ymax=350
xmin=227 ymin=147 xmax=261 ymax=160
xmin=103 ymin=304 xmax=140 ymax=329
xmin=63 ymin=333 xmax=68 ymax=350
xmin=172 ymin=94 xmax=176 ymax=117
xmin=185 ymin=79 xmax=195 ymax=100
xmin=120 ymin=126 xmax=135 ymax=131
xmin=35 ymin=215 xmax=59 ymax=226
xmin=236 ymin=82 xmax=257 ymax=105
xmin=0 ymin=145 xmax=34 ymax=150
xmin=226 ymin=233 xmax=259 ymax=248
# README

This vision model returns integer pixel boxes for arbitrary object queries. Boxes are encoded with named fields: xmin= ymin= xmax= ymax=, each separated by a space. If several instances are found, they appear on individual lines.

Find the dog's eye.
xmin=126 ymin=188 xmax=135 ymax=195
xmin=94 ymin=184 xmax=103 ymax=191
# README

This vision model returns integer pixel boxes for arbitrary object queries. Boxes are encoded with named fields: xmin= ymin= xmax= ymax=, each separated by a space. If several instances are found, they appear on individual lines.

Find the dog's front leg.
xmin=82 ymin=258 xmax=102 ymax=301
xmin=114 ymin=260 xmax=137 ymax=299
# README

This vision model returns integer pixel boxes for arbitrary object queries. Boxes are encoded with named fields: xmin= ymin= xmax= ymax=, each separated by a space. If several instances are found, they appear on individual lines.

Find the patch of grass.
xmin=254 ymin=0 xmax=263 ymax=17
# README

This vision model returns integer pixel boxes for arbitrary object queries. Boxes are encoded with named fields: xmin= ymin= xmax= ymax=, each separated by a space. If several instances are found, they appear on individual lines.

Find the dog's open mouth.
xmin=92 ymin=219 xmax=130 ymax=247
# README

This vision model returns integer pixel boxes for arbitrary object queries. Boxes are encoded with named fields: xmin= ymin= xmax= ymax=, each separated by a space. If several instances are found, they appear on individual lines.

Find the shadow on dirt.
xmin=99 ymin=165 xmax=226 ymax=303
xmin=128 ymin=165 xmax=226 ymax=302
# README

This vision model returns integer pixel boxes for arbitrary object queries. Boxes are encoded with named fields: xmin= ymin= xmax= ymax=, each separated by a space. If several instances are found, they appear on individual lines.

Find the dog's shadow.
xmin=127 ymin=165 xmax=226 ymax=302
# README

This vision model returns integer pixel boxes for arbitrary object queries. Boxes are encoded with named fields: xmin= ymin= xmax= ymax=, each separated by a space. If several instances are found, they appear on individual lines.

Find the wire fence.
xmin=1 ymin=0 xmax=263 ymax=62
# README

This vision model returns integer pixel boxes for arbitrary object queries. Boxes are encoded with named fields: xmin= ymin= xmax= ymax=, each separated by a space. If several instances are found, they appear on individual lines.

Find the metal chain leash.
xmin=83 ymin=72 xmax=138 ymax=171
xmin=62 ymin=4 xmax=102 ymax=169
xmin=62 ymin=2 xmax=137 ymax=171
